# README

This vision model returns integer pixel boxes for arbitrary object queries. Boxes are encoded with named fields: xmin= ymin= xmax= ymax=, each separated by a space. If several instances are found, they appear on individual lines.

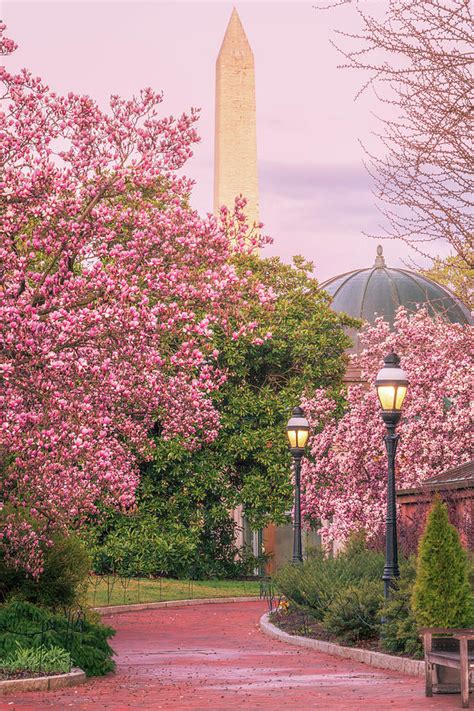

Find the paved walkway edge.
xmin=95 ymin=595 xmax=260 ymax=615
xmin=260 ymin=612 xmax=424 ymax=677
xmin=0 ymin=668 xmax=86 ymax=696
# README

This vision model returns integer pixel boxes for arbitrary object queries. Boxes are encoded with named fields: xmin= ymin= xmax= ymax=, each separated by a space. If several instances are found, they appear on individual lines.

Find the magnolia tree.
xmin=0 ymin=25 xmax=266 ymax=575
xmin=301 ymin=308 xmax=473 ymax=546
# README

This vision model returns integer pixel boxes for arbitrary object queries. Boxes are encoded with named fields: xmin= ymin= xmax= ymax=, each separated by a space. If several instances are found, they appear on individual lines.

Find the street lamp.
xmin=286 ymin=406 xmax=310 ymax=564
xmin=375 ymin=351 xmax=408 ymax=598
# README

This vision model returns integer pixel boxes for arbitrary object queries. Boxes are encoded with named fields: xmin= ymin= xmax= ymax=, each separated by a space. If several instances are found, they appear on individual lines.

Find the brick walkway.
xmin=1 ymin=601 xmax=464 ymax=710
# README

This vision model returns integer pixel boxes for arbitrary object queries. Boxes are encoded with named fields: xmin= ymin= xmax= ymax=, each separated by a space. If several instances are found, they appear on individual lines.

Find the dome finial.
xmin=374 ymin=244 xmax=386 ymax=268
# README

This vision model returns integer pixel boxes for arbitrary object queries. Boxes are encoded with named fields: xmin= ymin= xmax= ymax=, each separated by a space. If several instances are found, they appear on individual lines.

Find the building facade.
xmin=397 ymin=461 xmax=474 ymax=551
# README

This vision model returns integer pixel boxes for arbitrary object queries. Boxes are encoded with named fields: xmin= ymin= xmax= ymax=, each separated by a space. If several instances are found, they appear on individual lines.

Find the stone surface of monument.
xmin=214 ymin=8 xmax=259 ymax=230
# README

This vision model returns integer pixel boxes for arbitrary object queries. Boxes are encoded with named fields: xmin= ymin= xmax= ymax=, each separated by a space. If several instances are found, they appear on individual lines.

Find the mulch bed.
xmin=269 ymin=607 xmax=419 ymax=658
xmin=270 ymin=608 xmax=335 ymax=642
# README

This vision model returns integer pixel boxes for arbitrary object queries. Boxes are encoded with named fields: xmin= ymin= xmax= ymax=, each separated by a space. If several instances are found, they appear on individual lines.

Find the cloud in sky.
xmin=258 ymin=160 xmax=385 ymax=278
xmin=260 ymin=161 xmax=372 ymax=199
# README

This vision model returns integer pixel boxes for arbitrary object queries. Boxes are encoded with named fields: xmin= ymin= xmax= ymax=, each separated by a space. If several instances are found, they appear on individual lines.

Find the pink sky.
xmin=4 ymin=1 xmax=422 ymax=281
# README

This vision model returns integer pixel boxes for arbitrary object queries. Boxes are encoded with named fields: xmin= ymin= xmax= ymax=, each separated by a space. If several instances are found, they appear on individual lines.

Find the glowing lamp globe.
xmin=286 ymin=407 xmax=310 ymax=453
xmin=375 ymin=352 xmax=408 ymax=418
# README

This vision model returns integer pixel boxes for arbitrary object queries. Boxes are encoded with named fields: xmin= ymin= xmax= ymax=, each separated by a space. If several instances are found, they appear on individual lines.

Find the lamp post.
xmin=375 ymin=351 xmax=408 ymax=599
xmin=286 ymin=406 xmax=310 ymax=564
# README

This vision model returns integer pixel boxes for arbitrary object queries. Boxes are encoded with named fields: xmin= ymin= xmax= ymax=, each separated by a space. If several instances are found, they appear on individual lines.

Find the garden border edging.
xmin=95 ymin=595 xmax=260 ymax=615
xmin=0 ymin=667 xmax=86 ymax=695
xmin=260 ymin=612 xmax=424 ymax=677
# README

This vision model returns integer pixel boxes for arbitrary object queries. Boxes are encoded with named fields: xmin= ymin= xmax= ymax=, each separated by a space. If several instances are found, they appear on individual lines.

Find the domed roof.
xmin=321 ymin=246 xmax=471 ymax=327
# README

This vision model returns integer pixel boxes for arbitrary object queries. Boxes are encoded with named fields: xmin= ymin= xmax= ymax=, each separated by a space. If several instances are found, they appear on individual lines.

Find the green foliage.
xmin=89 ymin=507 xmax=257 ymax=580
xmin=322 ymin=580 xmax=383 ymax=644
xmin=380 ymin=558 xmax=423 ymax=658
xmin=274 ymin=506 xmax=474 ymax=654
xmin=274 ymin=537 xmax=386 ymax=646
xmin=92 ymin=255 xmax=354 ymax=578
xmin=214 ymin=254 xmax=355 ymax=527
xmin=275 ymin=543 xmax=384 ymax=622
xmin=0 ymin=601 xmax=115 ymax=677
xmin=0 ymin=534 xmax=90 ymax=610
xmin=421 ymin=254 xmax=473 ymax=310
xmin=91 ymin=516 xmax=197 ymax=578
xmin=2 ymin=642 xmax=71 ymax=674
xmin=412 ymin=497 xmax=474 ymax=628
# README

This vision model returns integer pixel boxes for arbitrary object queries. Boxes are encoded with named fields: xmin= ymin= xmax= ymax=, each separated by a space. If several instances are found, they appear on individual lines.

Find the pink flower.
xmin=302 ymin=308 xmax=473 ymax=546
xmin=0 ymin=23 xmax=270 ymax=576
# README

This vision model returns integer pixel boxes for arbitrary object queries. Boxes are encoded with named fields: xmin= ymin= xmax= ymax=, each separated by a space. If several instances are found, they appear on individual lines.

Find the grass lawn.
xmin=87 ymin=575 xmax=261 ymax=607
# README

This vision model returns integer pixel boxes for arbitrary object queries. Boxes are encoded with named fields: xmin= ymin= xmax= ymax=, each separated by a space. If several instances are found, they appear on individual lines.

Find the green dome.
xmin=321 ymin=246 xmax=471 ymax=328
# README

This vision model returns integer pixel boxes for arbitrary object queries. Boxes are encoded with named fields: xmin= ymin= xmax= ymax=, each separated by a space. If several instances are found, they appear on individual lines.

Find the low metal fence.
xmin=259 ymin=577 xmax=284 ymax=612
xmin=0 ymin=608 xmax=86 ymax=675
xmin=87 ymin=572 xmax=263 ymax=608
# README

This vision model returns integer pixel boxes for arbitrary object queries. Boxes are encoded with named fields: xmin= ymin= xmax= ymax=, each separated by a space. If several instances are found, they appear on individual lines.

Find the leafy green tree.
xmin=208 ymin=254 xmax=355 ymax=526
xmin=92 ymin=255 xmax=355 ymax=577
xmin=412 ymin=497 xmax=474 ymax=628
xmin=421 ymin=254 xmax=473 ymax=310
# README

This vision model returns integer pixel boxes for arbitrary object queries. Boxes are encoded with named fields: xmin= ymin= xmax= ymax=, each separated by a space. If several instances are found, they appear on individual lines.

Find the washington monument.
xmin=214 ymin=8 xmax=259 ymax=229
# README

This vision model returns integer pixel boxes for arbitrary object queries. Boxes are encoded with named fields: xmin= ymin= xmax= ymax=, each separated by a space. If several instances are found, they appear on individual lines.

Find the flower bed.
xmin=272 ymin=537 xmax=423 ymax=658
xmin=260 ymin=611 xmax=425 ymax=677
xmin=269 ymin=605 xmax=416 ymax=658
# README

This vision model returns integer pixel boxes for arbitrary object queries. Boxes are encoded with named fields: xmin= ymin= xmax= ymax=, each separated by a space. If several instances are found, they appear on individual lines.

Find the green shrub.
xmin=91 ymin=516 xmax=197 ymax=578
xmin=412 ymin=497 xmax=474 ymax=628
xmin=0 ymin=601 xmax=115 ymax=677
xmin=0 ymin=534 xmax=90 ymax=610
xmin=2 ymin=642 xmax=71 ymax=674
xmin=273 ymin=556 xmax=325 ymax=617
xmin=380 ymin=558 xmax=423 ymax=658
xmin=90 ymin=500 xmax=256 ymax=580
xmin=274 ymin=544 xmax=384 ymax=621
xmin=323 ymin=580 xmax=383 ymax=644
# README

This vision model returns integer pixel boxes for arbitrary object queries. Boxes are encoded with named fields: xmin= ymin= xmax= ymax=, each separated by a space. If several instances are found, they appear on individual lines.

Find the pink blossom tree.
xmin=301 ymin=308 xmax=473 ymax=547
xmin=0 ymin=25 xmax=265 ymax=575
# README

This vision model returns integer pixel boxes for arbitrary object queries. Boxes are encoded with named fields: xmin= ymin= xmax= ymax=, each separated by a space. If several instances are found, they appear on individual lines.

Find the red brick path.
xmin=1 ymin=601 xmax=463 ymax=710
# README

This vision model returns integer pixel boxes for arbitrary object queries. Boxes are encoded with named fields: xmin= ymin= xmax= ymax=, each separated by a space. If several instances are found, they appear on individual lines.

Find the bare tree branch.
xmin=321 ymin=0 xmax=473 ymax=269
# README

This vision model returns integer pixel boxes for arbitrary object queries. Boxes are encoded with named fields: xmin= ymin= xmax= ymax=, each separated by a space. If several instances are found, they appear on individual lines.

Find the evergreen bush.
xmin=380 ymin=558 xmax=423 ymax=658
xmin=90 ymin=510 xmax=262 ymax=580
xmin=0 ymin=601 xmax=115 ymax=676
xmin=274 ymin=541 xmax=384 ymax=622
xmin=412 ymin=497 xmax=474 ymax=628
xmin=322 ymin=579 xmax=383 ymax=644
xmin=0 ymin=535 xmax=90 ymax=610
xmin=90 ymin=517 xmax=197 ymax=578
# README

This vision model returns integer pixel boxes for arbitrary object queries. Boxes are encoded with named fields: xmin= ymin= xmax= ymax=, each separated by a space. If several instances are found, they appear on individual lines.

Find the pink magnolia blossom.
xmin=0 ymin=25 xmax=268 ymax=576
xmin=301 ymin=308 xmax=473 ymax=547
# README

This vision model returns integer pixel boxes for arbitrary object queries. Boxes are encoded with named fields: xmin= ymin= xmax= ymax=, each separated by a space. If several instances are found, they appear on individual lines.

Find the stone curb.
xmin=260 ymin=612 xmax=424 ymax=677
xmin=0 ymin=668 xmax=86 ymax=696
xmin=95 ymin=595 xmax=260 ymax=615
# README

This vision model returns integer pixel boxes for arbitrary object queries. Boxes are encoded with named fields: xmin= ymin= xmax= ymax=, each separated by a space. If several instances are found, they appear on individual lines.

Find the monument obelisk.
xmin=214 ymin=7 xmax=259 ymax=229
